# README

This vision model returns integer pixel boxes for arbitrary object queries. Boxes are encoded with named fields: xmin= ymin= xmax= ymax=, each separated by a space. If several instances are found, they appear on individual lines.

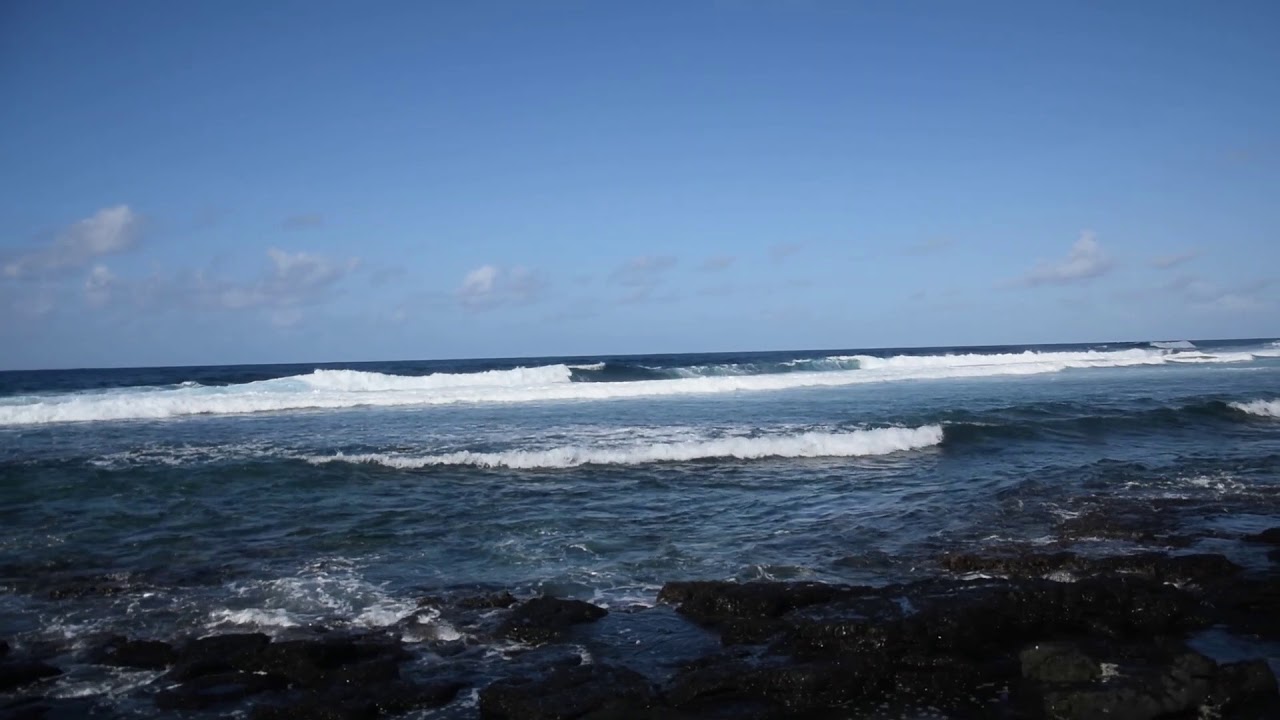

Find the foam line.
xmin=305 ymin=425 xmax=945 ymax=469
xmin=0 ymin=348 xmax=1266 ymax=425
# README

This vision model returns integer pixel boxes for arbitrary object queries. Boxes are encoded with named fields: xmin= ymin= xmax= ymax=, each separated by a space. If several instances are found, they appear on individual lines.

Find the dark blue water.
xmin=1 ymin=338 xmax=1278 ymax=711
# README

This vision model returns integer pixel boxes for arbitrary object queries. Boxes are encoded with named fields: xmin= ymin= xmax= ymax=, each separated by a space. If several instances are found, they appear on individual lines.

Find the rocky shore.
xmin=3 ymin=532 xmax=1279 ymax=719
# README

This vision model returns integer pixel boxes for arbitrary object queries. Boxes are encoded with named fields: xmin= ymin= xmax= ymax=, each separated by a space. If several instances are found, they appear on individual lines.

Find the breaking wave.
xmin=305 ymin=426 xmax=945 ymax=469
xmin=1231 ymin=400 xmax=1280 ymax=418
xmin=0 ymin=347 xmax=1270 ymax=426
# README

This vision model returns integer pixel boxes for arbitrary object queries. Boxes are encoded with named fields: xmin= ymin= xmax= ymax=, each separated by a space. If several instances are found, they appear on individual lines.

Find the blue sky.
xmin=2 ymin=0 xmax=1277 ymax=369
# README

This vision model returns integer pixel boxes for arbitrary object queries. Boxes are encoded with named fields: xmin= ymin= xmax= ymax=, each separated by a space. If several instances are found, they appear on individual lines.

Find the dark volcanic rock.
xmin=940 ymin=550 xmax=1241 ymax=584
xmin=156 ymin=671 xmax=287 ymax=710
xmin=1036 ymin=649 xmax=1217 ymax=720
xmin=480 ymin=664 xmax=655 ymax=719
xmin=499 ymin=597 xmax=608 ymax=643
xmin=167 ymin=632 xmax=272 ymax=681
xmin=234 ymin=636 xmax=410 ymax=688
xmin=87 ymin=635 xmax=175 ymax=669
xmin=251 ymin=680 xmax=465 ymax=720
xmin=1209 ymin=659 xmax=1280 ymax=716
xmin=657 ymin=581 xmax=857 ymax=625
xmin=0 ymin=661 xmax=62 ymax=692
xmin=1244 ymin=527 xmax=1280 ymax=545
xmin=1020 ymin=642 xmax=1101 ymax=683
xmin=1205 ymin=576 xmax=1280 ymax=639
xmin=1 ymin=697 xmax=49 ymax=720
xmin=458 ymin=590 xmax=518 ymax=609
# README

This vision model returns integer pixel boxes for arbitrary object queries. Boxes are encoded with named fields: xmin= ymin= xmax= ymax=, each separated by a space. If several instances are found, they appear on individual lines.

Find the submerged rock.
xmin=480 ymin=664 xmax=655 ymax=719
xmin=1245 ymin=527 xmax=1280 ymax=545
xmin=940 ymin=550 xmax=1241 ymax=584
xmin=155 ymin=671 xmax=287 ymax=711
xmin=499 ymin=596 xmax=608 ymax=643
xmin=87 ymin=636 xmax=175 ymax=670
xmin=0 ymin=661 xmax=61 ymax=692
xmin=166 ymin=632 xmax=272 ymax=681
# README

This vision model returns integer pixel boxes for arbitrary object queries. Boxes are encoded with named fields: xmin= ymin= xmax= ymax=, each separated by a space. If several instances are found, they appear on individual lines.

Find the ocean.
xmin=2 ymin=338 xmax=1279 ymax=716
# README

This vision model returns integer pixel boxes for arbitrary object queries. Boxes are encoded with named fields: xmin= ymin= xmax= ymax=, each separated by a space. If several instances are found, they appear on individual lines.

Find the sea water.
xmin=1 ymin=338 xmax=1278 ymax=711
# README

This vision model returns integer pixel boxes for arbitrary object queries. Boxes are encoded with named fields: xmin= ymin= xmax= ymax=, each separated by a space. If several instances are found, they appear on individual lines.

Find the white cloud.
xmin=1151 ymin=250 xmax=1197 ymax=269
xmin=3 ymin=205 xmax=140 ymax=278
xmin=1021 ymin=231 xmax=1113 ymax=286
xmin=457 ymin=264 xmax=545 ymax=311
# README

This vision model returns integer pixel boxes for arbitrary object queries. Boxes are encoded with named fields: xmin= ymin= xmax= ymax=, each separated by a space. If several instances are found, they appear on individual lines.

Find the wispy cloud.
xmin=1151 ymin=250 xmax=1197 ymax=269
xmin=768 ymin=243 xmax=803 ymax=263
xmin=281 ymin=213 xmax=324 ymax=231
xmin=1162 ymin=274 xmax=1272 ymax=313
xmin=3 ymin=205 xmax=140 ymax=279
xmin=1020 ymin=231 xmax=1113 ymax=286
xmin=609 ymin=256 xmax=677 ymax=303
xmin=457 ymin=264 xmax=546 ymax=311
xmin=698 ymin=255 xmax=736 ymax=272
xmin=902 ymin=237 xmax=953 ymax=256
xmin=84 ymin=265 xmax=115 ymax=307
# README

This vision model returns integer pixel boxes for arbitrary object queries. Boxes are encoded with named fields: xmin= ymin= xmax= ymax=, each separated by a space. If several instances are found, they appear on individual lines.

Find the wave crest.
xmin=1231 ymin=399 xmax=1280 ymax=418
xmin=306 ymin=425 xmax=944 ymax=469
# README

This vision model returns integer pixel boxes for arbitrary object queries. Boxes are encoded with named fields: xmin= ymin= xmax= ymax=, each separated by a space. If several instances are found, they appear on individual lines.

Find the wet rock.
xmin=657 ymin=581 xmax=860 ymax=625
xmin=372 ymin=679 xmax=467 ymax=713
xmin=234 ymin=636 xmax=410 ymax=688
xmin=250 ymin=679 xmax=465 ymax=720
xmin=1020 ymin=642 xmax=1100 ymax=683
xmin=1 ymin=696 xmax=51 ymax=720
xmin=480 ymin=664 xmax=655 ymax=719
xmin=1055 ymin=502 xmax=1195 ymax=546
xmin=1037 ymin=650 xmax=1217 ymax=720
xmin=156 ymin=671 xmax=288 ymax=710
xmin=499 ymin=597 xmax=608 ymax=644
xmin=45 ymin=576 xmax=137 ymax=600
xmin=250 ymin=695 xmax=378 ymax=720
xmin=167 ymin=632 xmax=272 ymax=681
xmin=0 ymin=661 xmax=62 ymax=692
xmin=1208 ymin=659 xmax=1280 ymax=716
xmin=87 ymin=635 xmax=175 ymax=669
xmin=458 ymin=590 xmax=518 ymax=609
xmin=940 ymin=550 xmax=1241 ymax=584
xmin=1206 ymin=577 xmax=1280 ymax=639
xmin=1243 ymin=527 xmax=1280 ymax=545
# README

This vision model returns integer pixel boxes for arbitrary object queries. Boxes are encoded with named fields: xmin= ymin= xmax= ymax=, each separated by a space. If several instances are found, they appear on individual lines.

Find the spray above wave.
xmin=1231 ymin=399 xmax=1280 ymax=418
xmin=0 ymin=347 xmax=1267 ymax=426
xmin=305 ymin=425 xmax=944 ymax=469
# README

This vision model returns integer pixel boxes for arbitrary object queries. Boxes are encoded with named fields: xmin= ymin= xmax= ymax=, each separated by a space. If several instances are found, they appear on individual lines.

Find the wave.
xmin=305 ymin=425 xmax=944 ymax=469
xmin=0 ymin=347 xmax=1270 ymax=426
xmin=1231 ymin=400 xmax=1280 ymax=418
xmin=1150 ymin=340 xmax=1196 ymax=350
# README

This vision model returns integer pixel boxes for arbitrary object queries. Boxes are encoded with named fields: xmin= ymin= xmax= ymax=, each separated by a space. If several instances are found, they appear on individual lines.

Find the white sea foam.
xmin=1231 ymin=399 xmax=1280 ymax=418
xmin=0 ymin=348 xmax=1266 ymax=425
xmin=209 ymin=559 xmax=417 ymax=633
xmin=305 ymin=425 xmax=944 ymax=469
xmin=1151 ymin=340 xmax=1196 ymax=350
